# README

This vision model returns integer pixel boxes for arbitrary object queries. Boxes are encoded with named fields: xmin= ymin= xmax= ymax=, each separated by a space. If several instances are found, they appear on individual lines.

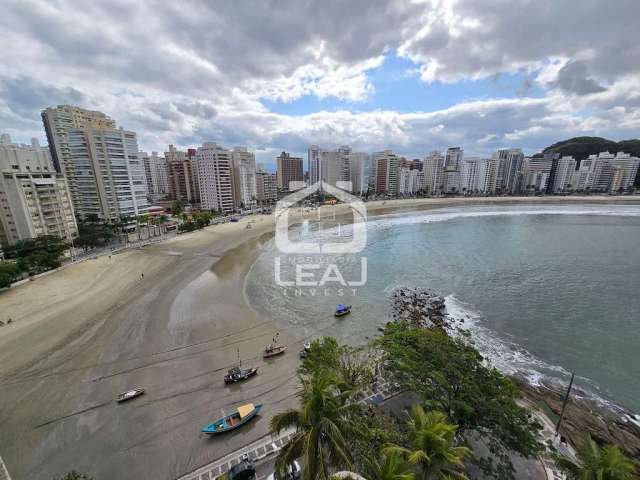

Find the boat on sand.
xmin=202 ymin=403 xmax=262 ymax=434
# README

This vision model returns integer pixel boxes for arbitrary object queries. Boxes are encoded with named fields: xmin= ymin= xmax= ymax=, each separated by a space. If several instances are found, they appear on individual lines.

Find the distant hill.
xmin=541 ymin=136 xmax=640 ymax=187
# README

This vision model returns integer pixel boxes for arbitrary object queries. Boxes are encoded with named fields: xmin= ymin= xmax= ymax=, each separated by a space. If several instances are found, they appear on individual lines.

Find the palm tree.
xmin=556 ymin=435 xmax=637 ymax=480
xmin=364 ymin=450 xmax=415 ymax=480
xmin=271 ymin=371 xmax=360 ymax=480
xmin=384 ymin=406 xmax=470 ymax=480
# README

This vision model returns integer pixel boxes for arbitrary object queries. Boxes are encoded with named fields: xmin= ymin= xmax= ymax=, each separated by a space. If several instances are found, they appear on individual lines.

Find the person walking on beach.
xmin=141 ymin=273 xmax=144 ymax=279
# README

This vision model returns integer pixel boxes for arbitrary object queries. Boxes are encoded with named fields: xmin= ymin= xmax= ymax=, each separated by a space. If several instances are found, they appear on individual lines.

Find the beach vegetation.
xmin=2 ymin=235 xmax=69 ymax=275
xmin=383 ymin=405 xmax=471 ymax=480
xmin=555 ymin=435 xmax=638 ymax=480
xmin=271 ymin=369 xmax=362 ymax=480
xmin=375 ymin=322 xmax=542 ymax=479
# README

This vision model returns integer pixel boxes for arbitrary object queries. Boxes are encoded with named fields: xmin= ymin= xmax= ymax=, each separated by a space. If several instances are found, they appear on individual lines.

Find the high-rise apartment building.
xmin=256 ymin=169 xmax=277 ymax=203
xmin=461 ymin=157 xmax=492 ymax=194
xmin=42 ymin=105 xmax=116 ymax=174
xmin=549 ymin=156 xmax=577 ymax=193
xmin=0 ymin=135 xmax=77 ymax=245
xmin=492 ymin=148 xmax=524 ymax=194
xmin=423 ymin=151 xmax=445 ymax=195
xmin=65 ymin=127 xmax=149 ymax=219
xmin=276 ymin=152 xmax=303 ymax=191
xmin=141 ymin=151 xmax=169 ymax=203
xmin=308 ymin=145 xmax=321 ymax=185
xmin=196 ymin=142 xmax=235 ymax=213
xmin=373 ymin=150 xmax=399 ymax=195
xmin=232 ymin=147 xmax=257 ymax=209
xmin=166 ymin=145 xmax=199 ymax=204
xmin=522 ymin=157 xmax=553 ymax=193
xmin=348 ymin=152 xmax=371 ymax=195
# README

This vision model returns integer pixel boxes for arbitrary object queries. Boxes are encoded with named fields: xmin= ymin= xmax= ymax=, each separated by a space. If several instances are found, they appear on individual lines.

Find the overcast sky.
xmin=1 ymin=0 xmax=638 ymax=168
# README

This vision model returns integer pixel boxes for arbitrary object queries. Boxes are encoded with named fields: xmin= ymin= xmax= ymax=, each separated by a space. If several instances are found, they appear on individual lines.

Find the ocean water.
xmin=245 ymin=204 xmax=640 ymax=412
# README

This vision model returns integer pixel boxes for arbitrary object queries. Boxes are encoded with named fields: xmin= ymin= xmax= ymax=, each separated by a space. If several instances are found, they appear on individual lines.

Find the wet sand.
xmin=0 ymin=196 xmax=638 ymax=479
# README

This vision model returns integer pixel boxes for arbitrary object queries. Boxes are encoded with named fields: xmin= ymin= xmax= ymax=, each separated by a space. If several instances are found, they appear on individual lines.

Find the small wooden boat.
xmin=334 ymin=304 xmax=352 ymax=317
xmin=117 ymin=388 xmax=145 ymax=403
xmin=264 ymin=345 xmax=287 ymax=358
xmin=224 ymin=366 xmax=258 ymax=383
xmin=202 ymin=403 xmax=262 ymax=434
xmin=263 ymin=332 xmax=287 ymax=358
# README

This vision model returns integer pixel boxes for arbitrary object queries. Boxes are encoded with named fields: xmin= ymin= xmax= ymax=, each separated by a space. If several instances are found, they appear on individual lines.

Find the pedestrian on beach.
xmin=141 ymin=273 xmax=144 ymax=279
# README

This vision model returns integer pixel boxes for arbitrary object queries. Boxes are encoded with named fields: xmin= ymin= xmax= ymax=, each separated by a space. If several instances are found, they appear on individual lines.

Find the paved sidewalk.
xmin=176 ymin=379 xmax=401 ymax=480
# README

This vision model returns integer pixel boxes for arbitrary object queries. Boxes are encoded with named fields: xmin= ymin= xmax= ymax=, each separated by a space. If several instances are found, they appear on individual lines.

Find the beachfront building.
xmin=196 ymin=142 xmax=235 ymax=213
xmin=276 ymin=152 xmax=303 ymax=191
xmin=308 ymin=145 xmax=321 ymax=185
xmin=64 ymin=127 xmax=149 ymax=220
xmin=320 ymin=146 xmax=351 ymax=189
xmin=232 ymin=147 xmax=257 ymax=209
xmin=166 ymin=145 xmax=200 ymax=204
xmin=549 ymin=156 xmax=577 ymax=193
xmin=141 ymin=151 xmax=169 ymax=202
xmin=522 ymin=157 xmax=553 ymax=193
xmin=348 ymin=152 xmax=371 ymax=195
xmin=423 ymin=151 xmax=445 ymax=195
xmin=0 ymin=134 xmax=77 ymax=246
xmin=256 ymin=169 xmax=277 ymax=203
xmin=492 ymin=148 xmax=524 ymax=194
xmin=588 ymin=152 xmax=640 ymax=192
xmin=373 ymin=150 xmax=400 ymax=195
xmin=461 ymin=157 xmax=492 ymax=194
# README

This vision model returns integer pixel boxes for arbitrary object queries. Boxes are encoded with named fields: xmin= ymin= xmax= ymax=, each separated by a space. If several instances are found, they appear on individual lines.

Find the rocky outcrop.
xmin=389 ymin=287 xmax=449 ymax=329
xmin=517 ymin=380 xmax=640 ymax=460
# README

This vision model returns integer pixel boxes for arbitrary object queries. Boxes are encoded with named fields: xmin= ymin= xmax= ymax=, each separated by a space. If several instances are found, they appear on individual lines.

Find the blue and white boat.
xmin=334 ymin=304 xmax=352 ymax=317
xmin=202 ymin=403 xmax=262 ymax=435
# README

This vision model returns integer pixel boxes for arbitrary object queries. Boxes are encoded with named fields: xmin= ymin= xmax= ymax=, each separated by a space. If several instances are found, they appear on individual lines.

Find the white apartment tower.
xmin=232 ymin=147 xmax=257 ymax=209
xmin=196 ymin=143 xmax=235 ymax=213
xmin=308 ymin=145 xmax=321 ymax=185
xmin=348 ymin=152 xmax=371 ymax=195
xmin=141 ymin=151 xmax=169 ymax=202
xmin=550 ymin=156 xmax=577 ymax=193
xmin=423 ymin=151 xmax=445 ymax=195
xmin=0 ymin=135 xmax=77 ymax=245
xmin=66 ymin=127 xmax=149 ymax=219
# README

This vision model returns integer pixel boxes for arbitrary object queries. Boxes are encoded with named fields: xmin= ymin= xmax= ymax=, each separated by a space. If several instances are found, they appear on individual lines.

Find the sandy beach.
xmin=1 ymin=195 xmax=638 ymax=480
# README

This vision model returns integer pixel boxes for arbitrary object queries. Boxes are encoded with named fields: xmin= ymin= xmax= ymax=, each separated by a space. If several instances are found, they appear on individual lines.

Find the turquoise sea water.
xmin=245 ymin=204 xmax=640 ymax=412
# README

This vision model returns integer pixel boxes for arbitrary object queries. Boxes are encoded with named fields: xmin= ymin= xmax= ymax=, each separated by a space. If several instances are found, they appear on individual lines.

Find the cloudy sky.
xmin=1 ymin=0 xmax=639 ymax=168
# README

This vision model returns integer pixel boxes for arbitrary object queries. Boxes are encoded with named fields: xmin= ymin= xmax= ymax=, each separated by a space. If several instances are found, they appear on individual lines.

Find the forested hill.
xmin=540 ymin=137 xmax=640 ymax=186
xmin=542 ymin=137 xmax=640 ymax=160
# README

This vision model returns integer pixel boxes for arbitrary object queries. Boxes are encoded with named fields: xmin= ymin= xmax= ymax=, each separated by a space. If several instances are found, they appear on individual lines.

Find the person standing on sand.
xmin=141 ymin=273 xmax=144 ymax=279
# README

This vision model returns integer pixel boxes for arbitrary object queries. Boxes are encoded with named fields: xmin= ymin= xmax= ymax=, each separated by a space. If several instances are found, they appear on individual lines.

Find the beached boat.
xmin=264 ymin=345 xmax=287 ymax=358
xmin=224 ymin=366 xmax=258 ymax=383
xmin=334 ymin=304 xmax=352 ymax=317
xmin=263 ymin=332 xmax=287 ymax=358
xmin=117 ymin=388 xmax=145 ymax=403
xmin=202 ymin=403 xmax=262 ymax=434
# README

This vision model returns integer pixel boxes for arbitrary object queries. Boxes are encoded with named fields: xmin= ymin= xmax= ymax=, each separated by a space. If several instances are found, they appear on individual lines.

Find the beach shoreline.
xmin=1 ymin=195 xmax=639 ymax=479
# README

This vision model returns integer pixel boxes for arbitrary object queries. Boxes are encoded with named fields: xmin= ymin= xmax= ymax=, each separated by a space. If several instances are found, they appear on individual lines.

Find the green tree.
xmin=0 ymin=262 xmax=22 ymax=288
xmin=171 ymin=199 xmax=185 ymax=215
xmin=376 ymin=323 xmax=541 ymax=478
xmin=364 ymin=450 xmax=415 ymax=480
xmin=271 ymin=370 xmax=362 ymax=480
xmin=300 ymin=337 xmax=374 ymax=392
xmin=5 ymin=235 xmax=68 ymax=274
xmin=556 ymin=436 xmax=638 ymax=480
xmin=385 ymin=406 xmax=470 ymax=480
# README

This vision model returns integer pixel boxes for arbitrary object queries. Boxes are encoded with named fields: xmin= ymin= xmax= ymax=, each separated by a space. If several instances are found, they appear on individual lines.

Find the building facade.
xmin=276 ymin=152 xmax=303 ymax=191
xmin=66 ymin=127 xmax=149 ymax=220
xmin=232 ymin=147 xmax=257 ymax=209
xmin=166 ymin=145 xmax=200 ymax=204
xmin=256 ymin=170 xmax=277 ymax=203
xmin=196 ymin=143 xmax=235 ymax=213
xmin=373 ymin=150 xmax=400 ymax=195
xmin=141 ymin=151 xmax=169 ymax=203
xmin=0 ymin=135 xmax=77 ymax=246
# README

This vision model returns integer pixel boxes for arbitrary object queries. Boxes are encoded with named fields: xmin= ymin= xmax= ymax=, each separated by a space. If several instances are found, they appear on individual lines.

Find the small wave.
xmin=367 ymin=204 xmax=640 ymax=231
